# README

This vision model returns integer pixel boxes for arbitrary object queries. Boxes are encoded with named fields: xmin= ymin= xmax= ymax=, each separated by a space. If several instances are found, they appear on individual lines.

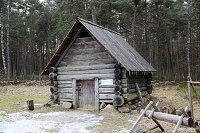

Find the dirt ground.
xmin=0 ymin=85 xmax=199 ymax=133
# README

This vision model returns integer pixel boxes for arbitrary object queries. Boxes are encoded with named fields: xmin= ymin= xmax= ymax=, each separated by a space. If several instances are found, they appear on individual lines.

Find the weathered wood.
xmin=130 ymin=101 xmax=153 ymax=132
xmin=57 ymin=69 xmax=114 ymax=75
xmin=57 ymin=73 xmax=115 ymax=80
xmin=27 ymin=100 xmax=34 ymax=110
xmin=187 ymin=78 xmax=194 ymax=120
xmin=58 ymin=88 xmax=72 ymax=93
xmin=72 ymin=79 xmax=77 ymax=109
xmin=57 ymin=84 xmax=72 ymax=88
xmin=59 ymin=93 xmax=73 ymax=99
xmin=57 ymin=64 xmax=115 ymax=72
xmin=95 ymin=78 xmax=99 ymax=110
xmin=99 ymin=99 xmax=113 ymax=103
xmin=148 ymin=101 xmax=160 ymax=118
xmin=172 ymin=114 xmax=184 ymax=133
xmin=122 ymin=79 xmax=147 ymax=84
xmin=135 ymin=83 xmax=144 ymax=103
xmin=128 ymin=87 xmax=147 ymax=94
xmin=74 ymin=36 xmax=94 ymax=43
xmin=99 ymin=85 xmax=115 ymax=88
xmin=99 ymin=94 xmax=115 ymax=99
xmin=113 ymin=96 xmax=124 ymax=106
xmin=125 ymin=91 xmax=148 ymax=101
xmin=99 ymin=87 xmax=115 ymax=94
xmin=114 ymin=85 xmax=121 ymax=91
xmin=122 ymin=83 xmax=146 ymax=88
xmin=49 ymin=73 xmax=57 ymax=79
xmin=50 ymin=81 xmax=58 ymax=87
xmin=58 ymin=98 xmax=73 ymax=102
xmin=143 ymin=110 xmax=194 ymax=127
xmin=56 ymin=26 xmax=84 ymax=66
xmin=57 ymin=80 xmax=72 ymax=84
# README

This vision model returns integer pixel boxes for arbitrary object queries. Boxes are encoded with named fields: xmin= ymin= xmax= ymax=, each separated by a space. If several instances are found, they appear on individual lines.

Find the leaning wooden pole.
xmin=130 ymin=101 xmax=153 ymax=132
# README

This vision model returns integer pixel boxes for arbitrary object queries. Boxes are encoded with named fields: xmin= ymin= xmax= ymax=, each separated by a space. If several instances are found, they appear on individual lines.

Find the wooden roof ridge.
xmin=77 ymin=17 xmax=121 ymax=36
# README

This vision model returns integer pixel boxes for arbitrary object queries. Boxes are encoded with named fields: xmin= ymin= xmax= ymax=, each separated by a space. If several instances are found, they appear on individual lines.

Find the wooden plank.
xmin=187 ymin=79 xmax=194 ymax=120
xmin=57 ymin=74 xmax=115 ymax=80
xmin=57 ymin=64 xmax=115 ymax=72
xmin=57 ymin=84 xmax=72 ymax=88
xmin=99 ymin=99 xmax=113 ymax=103
xmin=95 ymin=78 xmax=99 ymax=110
xmin=136 ymin=83 xmax=144 ymax=103
xmin=57 ymin=69 xmax=115 ymax=75
xmin=99 ymin=85 xmax=116 ymax=88
xmin=58 ymin=88 xmax=73 ymax=93
xmin=56 ymin=26 xmax=84 ymax=67
xmin=57 ymin=80 xmax=72 ymax=84
xmin=72 ymin=79 xmax=77 ymax=109
xmin=59 ymin=93 xmax=73 ymax=99
xmin=130 ymin=101 xmax=153 ymax=132
xmin=59 ymin=98 xmax=73 ymax=102
xmin=172 ymin=114 xmax=184 ymax=133
xmin=99 ymin=88 xmax=115 ymax=94
xmin=99 ymin=94 xmax=115 ymax=100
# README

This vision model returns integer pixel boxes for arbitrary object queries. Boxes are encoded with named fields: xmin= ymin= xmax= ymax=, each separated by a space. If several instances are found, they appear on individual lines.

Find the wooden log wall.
xmin=121 ymin=68 xmax=152 ymax=104
xmin=50 ymin=37 xmax=117 ymax=105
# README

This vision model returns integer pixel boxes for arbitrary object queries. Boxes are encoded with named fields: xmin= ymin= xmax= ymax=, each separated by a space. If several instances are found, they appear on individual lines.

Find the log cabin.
xmin=41 ymin=18 xmax=156 ymax=110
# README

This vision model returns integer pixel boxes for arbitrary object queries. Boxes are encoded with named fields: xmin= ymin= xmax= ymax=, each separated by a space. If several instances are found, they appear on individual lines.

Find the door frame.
xmin=72 ymin=78 xmax=99 ymax=110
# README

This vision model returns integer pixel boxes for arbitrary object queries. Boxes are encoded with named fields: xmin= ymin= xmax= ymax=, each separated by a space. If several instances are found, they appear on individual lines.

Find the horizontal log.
xmin=99 ymin=88 xmax=115 ymax=94
xmin=128 ymin=87 xmax=147 ymax=94
xmin=125 ymin=91 xmax=148 ymax=101
xmin=57 ymin=84 xmax=72 ymax=88
xmin=57 ymin=88 xmax=73 ymax=93
xmin=57 ymin=69 xmax=114 ymax=75
xmin=49 ymin=73 xmax=57 ymax=78
xmin=64 ymin=52 xmax=113 ymax=63
xmin=113 ymin=96 xmax=124 ymax=106
xmin=122 ymin=83 xmax=146 ymax=89
xmin=99 ymin=85 xmax=116 ymax=88
xmin=99 ymin=94 xmax=115 ymax=100
xmin=57 ymin=74 xmax=115 ymax=80
xmin=60 ymin=60 xmax=115 ymax=66
xmin=59 ymin=93 xmax=73 ymax=99
xmin=99 ymin=99 xmax=113 ymax=103
xmin=121 ymin=79 xmax=147 ymax=84
xmin=50 ymin=81 xmax=58 ymax=87
xmin=143 ymin=110 xmax=194 ymax=127
xmin=57 ymin=64 xmax=115 ymax=72
xmin=59 ymin=98 xmax=73 ymax=102
xmin=74 ymin=37 xmax=94 ymax=43
xmin=57 ymin=80 xmax=72 ymax=84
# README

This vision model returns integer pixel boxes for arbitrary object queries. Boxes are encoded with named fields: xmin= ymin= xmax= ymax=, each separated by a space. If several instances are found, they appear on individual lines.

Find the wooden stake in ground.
xmin=187 ymin=76 xmax=194 ymax=120
xmin=27 ymin=100 xmax=34 ymax=110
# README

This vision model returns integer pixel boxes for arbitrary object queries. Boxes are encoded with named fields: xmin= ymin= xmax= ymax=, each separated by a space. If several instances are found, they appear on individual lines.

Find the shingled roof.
xmin=42 ymin=18 xmax=156 ymax=75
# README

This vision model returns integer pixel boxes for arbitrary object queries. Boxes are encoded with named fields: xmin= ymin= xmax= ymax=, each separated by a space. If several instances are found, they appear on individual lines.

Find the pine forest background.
xmin=0 ymin=0 xmax=200 ymax=81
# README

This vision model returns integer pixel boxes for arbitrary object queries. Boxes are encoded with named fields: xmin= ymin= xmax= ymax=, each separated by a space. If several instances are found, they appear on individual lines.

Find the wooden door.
xmin=76 ymin=80 xmax=95 ymax=110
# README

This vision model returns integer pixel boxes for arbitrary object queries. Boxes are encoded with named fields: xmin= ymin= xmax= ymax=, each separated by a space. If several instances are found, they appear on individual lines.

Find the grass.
xmin=177 ymin=84 xmax=200 ymax=100
xmin=0 ymin=95 xmax=49 ymax=114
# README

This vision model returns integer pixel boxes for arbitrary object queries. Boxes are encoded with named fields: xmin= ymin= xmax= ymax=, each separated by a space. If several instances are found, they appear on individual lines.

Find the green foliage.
xmin=177 ymin=84 xmax=200 ymax=100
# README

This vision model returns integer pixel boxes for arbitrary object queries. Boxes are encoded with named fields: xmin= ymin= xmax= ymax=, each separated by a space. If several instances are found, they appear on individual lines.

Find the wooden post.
xmin=130 ymin=101 xmax=153 ymax=132
xmin=172 ymin=114 xmax=184 ymax=133
xmin=135 ymin=83 xmax=144 ymax=103
xmin=72 ymin=78 xmax=77 ymax=109
xmin=148 ymin=101 xmax=160 ymax=118
xmin=187 ymin=76 xmax=194 ymax=120
xmin=27 ymin=100 xmax=34 ymax=110
xmin=95 ymin=78 xmax=99 ymax=110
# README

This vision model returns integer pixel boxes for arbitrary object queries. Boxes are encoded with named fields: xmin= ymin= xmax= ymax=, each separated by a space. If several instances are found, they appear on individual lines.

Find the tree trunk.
xmin=1 ymin=25 xmax=7 ymax=75
xmin=6 ymin=0 xmax=11 ymax=79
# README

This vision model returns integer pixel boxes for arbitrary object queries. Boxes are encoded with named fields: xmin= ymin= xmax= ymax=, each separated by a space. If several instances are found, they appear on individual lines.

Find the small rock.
xmin=129 ymin=105 xmax=137 ymax=110
xmin=118 ymin=107 xmax=131 ymax=113
xmin=102 ymin=104 xmax=116 ymax=111
xmin=62 ymin=102 xmax=72 ymax=109
xmin=100 ymin=102 xmax=107 ymax=110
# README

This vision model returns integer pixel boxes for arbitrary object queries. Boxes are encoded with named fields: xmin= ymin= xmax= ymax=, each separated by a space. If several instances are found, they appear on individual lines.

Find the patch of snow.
xmin=23 ymin=103 xmax=43 ymax=107
xmin=119 ymin=128 xmax=130 ymax=133
xmin=128 ymin=120 xmax=135 ymax=123
xmin=0 ymin=111 xmax=104 ymax=133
